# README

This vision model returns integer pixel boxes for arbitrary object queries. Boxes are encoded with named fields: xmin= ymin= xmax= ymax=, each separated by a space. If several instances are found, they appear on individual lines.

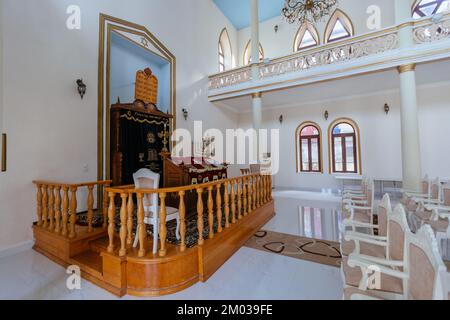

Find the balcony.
xmin=208 ymin=14 xmax=450 ymax=102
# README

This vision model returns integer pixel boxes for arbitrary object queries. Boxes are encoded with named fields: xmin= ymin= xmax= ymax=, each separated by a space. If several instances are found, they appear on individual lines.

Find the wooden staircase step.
xmin=71 ymin=250 xmax=103 ymax=279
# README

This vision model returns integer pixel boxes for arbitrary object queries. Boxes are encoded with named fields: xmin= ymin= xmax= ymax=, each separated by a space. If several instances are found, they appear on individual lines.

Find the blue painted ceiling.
xmin=213 ymin=0 xmax=285 ymax=30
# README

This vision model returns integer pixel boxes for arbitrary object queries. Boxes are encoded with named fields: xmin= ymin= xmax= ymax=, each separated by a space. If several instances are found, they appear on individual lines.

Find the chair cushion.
xmin=344 ymin=287 xmax=386 ymax=300
xmin=429 ymin=218 xmax=449 ymax=233
xmin=341 ymin=240 xmax=386 ymax=257
xmin=342 ymin=257 xmax=403 ymax=294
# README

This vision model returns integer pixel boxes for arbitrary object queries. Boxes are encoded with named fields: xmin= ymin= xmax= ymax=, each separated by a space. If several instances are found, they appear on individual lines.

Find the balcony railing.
xmin=208 ymin=14 xmax=450 ymax=93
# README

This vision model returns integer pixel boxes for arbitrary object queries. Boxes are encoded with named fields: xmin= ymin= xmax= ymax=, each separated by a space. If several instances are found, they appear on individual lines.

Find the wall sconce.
xmin=76 ymin=79 xmax=86 ymax=99
xmin=182 ymin=108 xmax=189 ymax=121
xmin=279 ymin=115 xmax=283 ymax=124
xmin=274 ymin=25 xmax=279 ymax=33
xmin=324 ymin=110 xmax=329 ymax=121
xmin=384 ymin=103 xmax=390 ymax=115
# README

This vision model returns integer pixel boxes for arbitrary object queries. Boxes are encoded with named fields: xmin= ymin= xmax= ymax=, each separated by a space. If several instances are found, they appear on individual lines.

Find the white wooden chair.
xmin=342 ymin=180 xmax=375 ymax=228
xmin=400 ymin=175 xmax=431 ymax=211
xmin=345 ymin=222 xmax=447 ymax=300
xmin=132 ymin=169 xmax=180 ymax=254
xmin=342 ymin=177 xmax=369 ymax=199
xmin=342 ymin=202 xmax=410 ymax=298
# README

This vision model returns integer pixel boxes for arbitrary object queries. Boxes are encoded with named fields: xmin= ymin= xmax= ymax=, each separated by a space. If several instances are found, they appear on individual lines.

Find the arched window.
xmin=324 ymin=9 xmax=354 ymax=43
xmin=218 ymin=28 xmax=232 ymax=72
xmin=294 ymin=23 xmax=320 ymax=51
xmin=412 ymin=0 xmax=450 ymax=19
xmin=243 ymin=40 xmax=264 ymax=66
xmin=296 ymin=122 xmax=322 ymax=173
xmin=328 ymin=119 xmax=361 ymax=174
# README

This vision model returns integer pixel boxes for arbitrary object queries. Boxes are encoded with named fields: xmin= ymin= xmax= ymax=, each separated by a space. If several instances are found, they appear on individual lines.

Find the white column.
xmin=250 ymin=0 xmax=260 ymax=80
xmin=251 ymin=92 xmax=262 ymax=163
xmin=395 ymin=0 xmax=414 ymax=48
xmin=398 ymin=64 xmax=422 ymax=191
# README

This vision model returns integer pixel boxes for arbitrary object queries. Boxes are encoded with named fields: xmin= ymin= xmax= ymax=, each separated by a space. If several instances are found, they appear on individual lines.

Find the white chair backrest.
xmin=377 ymin=194 xmax=392 ymax=238
xmin=133 ymin=169 xmax=160 ymax=213
xmin=443 ymin=184 xmax=450 ymax=206
xmin=406 ymin=224 xmax=447 ymax=300
xmin=366 ymin=180 xmax=375 ymax=208
xmin=429 ymin=178 xmax=442 ymax=201
xmin=387 ymin=205 xmax=410 ymax=265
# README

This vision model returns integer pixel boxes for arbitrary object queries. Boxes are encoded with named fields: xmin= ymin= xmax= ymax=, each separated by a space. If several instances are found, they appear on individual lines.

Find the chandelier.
xmin=282 ymin=0 xmax=338 ymax=25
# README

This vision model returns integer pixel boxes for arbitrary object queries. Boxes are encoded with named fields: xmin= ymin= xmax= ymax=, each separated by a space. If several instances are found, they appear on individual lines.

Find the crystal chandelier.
xmin=282 ymin=0 xmax=338 ymax=25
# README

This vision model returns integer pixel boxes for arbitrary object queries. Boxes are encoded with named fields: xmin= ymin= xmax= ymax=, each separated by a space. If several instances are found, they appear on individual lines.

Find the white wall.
xmin=0 ymin=0 xmax=240 ymax=251
xmin=237 ymin=0 xmax=396 ymax=64
xmin=237 ymin=82 xmax=450 ymax=191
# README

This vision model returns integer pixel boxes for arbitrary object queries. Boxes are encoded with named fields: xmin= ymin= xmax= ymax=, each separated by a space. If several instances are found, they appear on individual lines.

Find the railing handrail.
xmin=105 ymin=174 xmax=266 ymax=195
xmin=33 ymin=180 xmax=112 ymax=188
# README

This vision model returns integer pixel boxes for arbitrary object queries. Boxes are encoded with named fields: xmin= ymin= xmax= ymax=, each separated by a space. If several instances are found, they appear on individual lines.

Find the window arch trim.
xmin=218 ymin=28 xmax=233 ymax=72
xmin=324 ymin=9 xmax=354 ymax=44
xmin=296 ymin=121 xmax=323 ymax=173
xmin=293 ymin=22 xmax=320 ymax=52
xmin=327 ymin=118 xmax=362 ymax=175
xmin=243 ymin=40 xmax=264 ymax=66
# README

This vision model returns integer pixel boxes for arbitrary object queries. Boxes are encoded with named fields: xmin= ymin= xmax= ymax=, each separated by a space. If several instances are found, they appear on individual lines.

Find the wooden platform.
xmin=33 ymin=200 xmax=275 ymax=297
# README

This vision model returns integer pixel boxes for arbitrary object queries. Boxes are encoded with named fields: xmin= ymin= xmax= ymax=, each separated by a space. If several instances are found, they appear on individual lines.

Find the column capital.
xmin=397 ymin=64 xmax=416 ymax=74
xmin=252 ymin=92 xmax=262 ymax=99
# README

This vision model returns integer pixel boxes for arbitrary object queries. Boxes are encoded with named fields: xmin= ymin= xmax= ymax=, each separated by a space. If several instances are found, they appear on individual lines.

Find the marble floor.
xmin=0 ymin=190 xmax=344 ymax=300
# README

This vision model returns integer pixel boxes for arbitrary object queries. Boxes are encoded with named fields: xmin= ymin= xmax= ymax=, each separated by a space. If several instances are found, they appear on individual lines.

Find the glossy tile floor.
xmin=0 ymin=190 xmax=344 ymax=300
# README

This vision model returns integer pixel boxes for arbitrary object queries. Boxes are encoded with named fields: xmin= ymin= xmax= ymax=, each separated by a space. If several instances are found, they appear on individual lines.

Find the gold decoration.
xmin=135 ymin=68 xmax=158 ymax=105
xmin=158 ymin=123 xmax=170 ymax=153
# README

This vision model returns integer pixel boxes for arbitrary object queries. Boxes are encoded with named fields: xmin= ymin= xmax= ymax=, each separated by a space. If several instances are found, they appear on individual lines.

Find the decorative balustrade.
xmin=413 ymin=16 xmax=450 ymax=44
xmin=208 ymin=14 xmax=450 ymax=92
xmin=104 ymin=173 xmax=273 ymax=258
xmin=33 ymin=180 xmax=112 ymax=238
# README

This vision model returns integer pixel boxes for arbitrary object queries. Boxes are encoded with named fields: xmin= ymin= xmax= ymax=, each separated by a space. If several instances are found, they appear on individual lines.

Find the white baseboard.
xmin=0 ymin=240 xmax=35 ymax=259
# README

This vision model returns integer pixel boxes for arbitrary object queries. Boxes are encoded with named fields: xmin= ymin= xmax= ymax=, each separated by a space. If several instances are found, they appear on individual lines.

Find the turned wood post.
xmin=102 ymin=183 xmax=110 ymax=228
xmin=137 ymin=193 xmax=146 ymax=258
xmin=207 ymin=186 xmax=214 ymax=239
xmin=61 ymin=186 xmax=69 ymax=237
xmin=224 ymin=181 xmax=230 ymax=228
xmin=269 ymin=175 xmax=273 ymax=200
xmin=179 ymin=191 xmax=186 ymax=252
xmin=159 ymin=193 xmax=168 ymax=257
xmin=259 ymin=175 xmax=264 ymax=206
xmin=247 ymin=177 xmax=252 ymax=214
xmin=36 ymin=184 xmax=43 ymax=226
xmin=42 ymin=185 xmax=48 ymax=228
xmin=126 ymin=193 xmax=134 ymax=246
xmin=48 ymin=186 xmax=55 ymax=231
xmin=107 ymin=192 xmax=116 ymax=253
xmin=252 ymin=175 xmax=257 ymax=210
xmin=119 ymin=193 xmax=128 ymax=257
xmin=54 ymin=186 xmax=62 ymax=234
xmin=87 ymin=185 xmax=94 ymax=233
xmin=237 ymin=179 xmax=242 ymax=220
xmin=197 ymin=188 xmax=204 ymax=245
xmin=69 ymin=187 xmax=77 ymax=239
xmin=230 ymin=180 xmax=236 ymax=224
xmin=216 ymin=184 xmax=223 ymax=233
xmin=242 ymin=177 xmax=248 ymax=217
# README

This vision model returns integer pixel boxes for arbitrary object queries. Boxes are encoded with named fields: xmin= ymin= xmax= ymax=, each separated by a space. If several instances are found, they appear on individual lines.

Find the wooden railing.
xmin=32 ymin=180 xmax=112 ymax=238
xmin=105 ymin=174 xmax=273 ymax=258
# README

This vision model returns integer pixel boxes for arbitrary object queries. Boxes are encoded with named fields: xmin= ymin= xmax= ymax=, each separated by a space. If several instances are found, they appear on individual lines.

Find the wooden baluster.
xmin=102 ymin=184 xmax=110 ymax=228
xmin=252 ymin=175 xmax=257 ymax=210
xmin=261 ymin=176 xmax=266 ymax=205
xmin=87 ymin=186 xmax=94 ymax=233
xmin=269 ymin=175 xmax=273 ymax=200
xmin=107 ymin=192 xmax=116 ymax=253
xmin=42 ymin=185 xmax=48 ymax=228
xmin=224 ymin=181 xmax=230 ymax=228
xmin=69 ymin=187 xmax=77 ymax=239
xmin=242 ymin=178 xmax=248 ymax=217
xmin=118 ymin=193 xmax=128 ymax=257
xmin=61 ymin=186 xmax=69 ymax=236
xmin=197 ymin=188 xmax=204 ymax=245
xmin=54 ymin=186 xmax=62 ymax=234
xmin=137 ymin=193 xmax=146 ymax=257
xmin=231 ymin=180 xmax=236 ymax=224
xmin=257 ymin=176 xmax=261 ymax=207
xmin=179 ymin=191 xmax=186 ymax=252
xmin=247 ymin=177 xmax=252 ymax=214
xmin=159 ymin=193 xmax=167 ymax=257
xmin=48 ymin=186 xmax=55 ymax=231
xmin=216 ymin=184 xmax=223 ymax=232
xmin=265 ymin=175 xmax=270 ymax=202
xmin=260 ymin=175 xmax=264 ymax=206
xmin=237 ymin=179 xmax=242 ymax=220
xmin=207 ymin=186 xmax=214 ymax=239
xmin=126 ymin=193 xmax=134 ymax=246
xmin=36 ymin=184 xmax=43 ymax=226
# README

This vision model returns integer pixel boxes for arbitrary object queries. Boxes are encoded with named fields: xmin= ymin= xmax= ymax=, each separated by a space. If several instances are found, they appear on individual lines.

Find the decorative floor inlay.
xmin=245 ymin=230 xmax=342 ymax=268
